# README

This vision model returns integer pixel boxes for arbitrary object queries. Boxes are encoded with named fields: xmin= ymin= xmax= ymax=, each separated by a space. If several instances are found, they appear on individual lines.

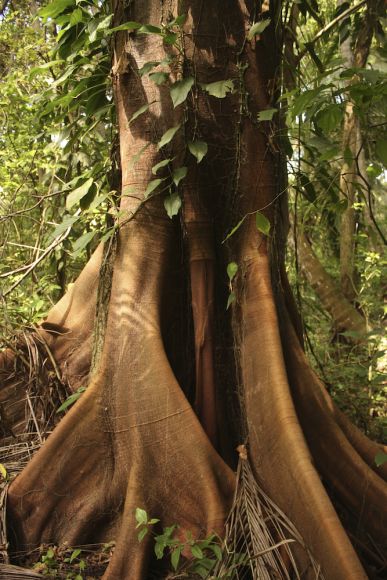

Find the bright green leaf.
xmin=138 ymin=528 xmax=148 ymax=542
xmin=139 ymin=24 xmax=162 ymax=34
xmin=139 ymin=61 xmax=160 ymax=76
xmin=50 ymin=215 xmax=79 ymax=240
xmin=210 ymin=544 xmax=222 ymax=561
xmin=366 ymin=164 xmax=382 ymax=179
xmin=201 ymin=79 xmax=234 ymax=98
xmin=227 ymin=292 xmax=236 ymax=310
xmin=194 ymin=557 xmax=215 ymax=571
xmin=107 ymin=21 xmax=142 ymax=34
xmin=154 ymin=542 xmax=165 ymax=559
xmin=248 ymin=19 xmax=271 ymax=39
xmin=54 ymin=12 xmax=72 ymax=26
xmin=193 ymin=566 xmax=210 ymax=579
xmin=315 ymin=104 xmax=343 ymax=133
xmin=172 ymin=166 xmax=187 ymax=186
xmin=257 ymin=108 xmax=277 ymax=122
xmin=144 ymin=178 xmax=165 ymax=198
xmin=164 ymin=193 xmax=182 ymax=218
xmin=375 ymin=139 xmax=387 ymax=167
xmin=375 ymin=451 xmax=387 ymax=467
xmin=227 ymin=262 xmax=238 ymax=282
xmin=152 ymin=158 xmax=172 ymax=174
xmin=169 ymin=14 xmax=186 ymax=27
xmin=191 ymin=545 xmax=204 ymax=559
xmin=39 ymin=0 xmax=75 ymax=20
xmin=170 ymin=77 xmax=194 ymax=108
xmin=72 ymin=231 xmax=96 ymax=256
xmin=291 ymin=87 xmax=323 ymax=118
xmin=50 ymin=64 xmax=77 ymax=88
xmin=256 ymin=212 xmax=270 ymax=236
xmin=88 ymin=193 xmax=110 ymax=211
xmin=188 ymin=140 xmax=208 ymax=163
xmin=163 ymin=32 xmax=178 ymax=45
xmin=129 ymin=103 xmax=153 ymax=125
xmin=29 ymin=60 xmax=64 ymax=79
xmin=89 ymin=14 xmax=113 ymax=41
xmin=163 ymin=525 xmax=177 ymax=538
xmin=135 ymin=508 xmax=148 ymax=526
xmin=56 ymin=387 xmax=86 ymax=413
xmin=0 ymin=464 xmax=7 ymax=480
xmin=69 ymin=549 xmax=81 ymax=563
xmin=223 ymin=217 xmax=246 ymax=243
xmin=158 ymin=125 xmax=181 ymax=149
xmin=95 ymin=14 xmax=113 ymax=31
xmin=149 ymin=72 xmax=169 ymax=85
xmin=69 ymin=7 xmax=83 ymax=25
xmin=66 ymin=177 xmax=94 ymax=209
xmin=171 ymin=547 xmax=182 ymax=571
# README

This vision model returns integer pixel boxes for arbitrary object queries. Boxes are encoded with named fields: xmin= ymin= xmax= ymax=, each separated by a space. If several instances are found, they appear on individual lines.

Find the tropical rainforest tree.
xmin=1 ymin=0 xmax=386 ymax=579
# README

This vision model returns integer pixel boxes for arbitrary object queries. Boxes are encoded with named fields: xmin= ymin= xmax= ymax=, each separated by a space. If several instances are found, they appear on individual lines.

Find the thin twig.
xmin=25 ymin=393 xmax=43 ymax=445
xmin=0 ymin=228 xmax=71 ymax=297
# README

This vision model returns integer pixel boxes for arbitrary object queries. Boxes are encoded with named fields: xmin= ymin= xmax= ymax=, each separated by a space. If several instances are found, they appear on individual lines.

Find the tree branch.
xmin=296 ymin=0 xmax=367 ymax=64
xmin=0 ymin=228 xmax=72 ymax=298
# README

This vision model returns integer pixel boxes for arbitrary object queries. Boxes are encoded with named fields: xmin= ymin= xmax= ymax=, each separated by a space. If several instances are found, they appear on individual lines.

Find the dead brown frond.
xmin=0 ymin=329 xmax=71 ymax=567
xmin=0 ymin=329 xmax=70 ymax=444
xmin=212 ymin=446 xmax=324 ymax=579
xmin=0 ymin=563 xmax=43 ymax=578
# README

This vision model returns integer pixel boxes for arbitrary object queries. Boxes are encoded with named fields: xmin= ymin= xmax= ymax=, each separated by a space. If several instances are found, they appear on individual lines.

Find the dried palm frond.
xmin=19 ymin=331 xmax=69 ymax=440
xmin=0 ymin=484 xmax=8 ymax=565
xmin=1 ymin=329 xmax=70 ymax=445
xmin=0 ymin=563 xmax=43 ymax=578
xmin=0 ymin=330 xmax=70 ymax=568
xmin=212 ymin=445 xmax=324 ymax=579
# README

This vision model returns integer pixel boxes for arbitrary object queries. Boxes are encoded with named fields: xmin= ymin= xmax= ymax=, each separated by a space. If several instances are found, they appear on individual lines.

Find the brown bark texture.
xmin=1 ymin=1 xmax=386 ymax=579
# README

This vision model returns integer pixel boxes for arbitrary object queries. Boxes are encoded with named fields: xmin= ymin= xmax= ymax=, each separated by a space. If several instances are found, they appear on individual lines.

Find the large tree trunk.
xmin=1 ymin=1 xmax=386 ymax=579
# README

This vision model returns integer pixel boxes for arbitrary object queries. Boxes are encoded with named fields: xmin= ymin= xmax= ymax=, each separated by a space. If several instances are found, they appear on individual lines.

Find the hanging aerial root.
xmin=213 ymin=446 xmax=324 ymax=580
